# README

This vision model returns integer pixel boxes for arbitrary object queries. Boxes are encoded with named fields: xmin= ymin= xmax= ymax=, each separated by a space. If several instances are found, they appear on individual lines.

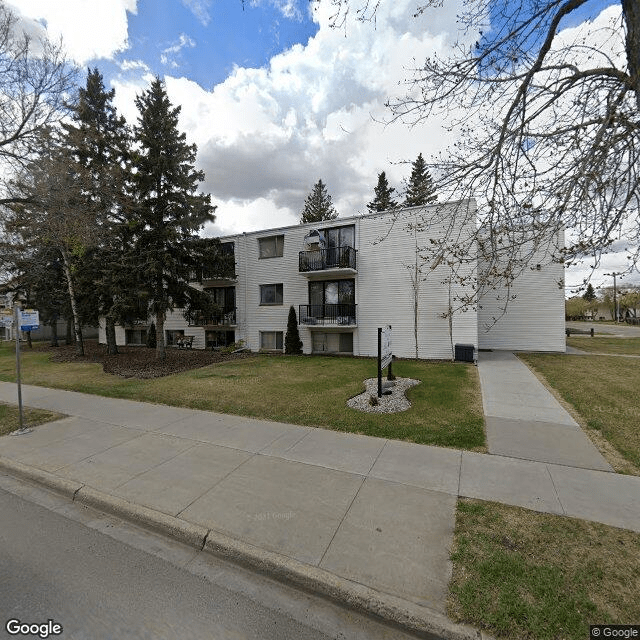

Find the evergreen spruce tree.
xmin=583 ymin=283 xmax=597 ymax=302
xmin=62 ymin=68 xmax=135 ymax=355
xmin=300 ymin=179 xmax=338 ymax=223
xmin=285 ymin=305 xmax=303 ymax=354
xmin=403 ymin=153 xmax=437 ymax=207
xmin=131 ymin=77 xmax=217 ymax=360
xmin=367 ymin=172 xmax=397 ymax=213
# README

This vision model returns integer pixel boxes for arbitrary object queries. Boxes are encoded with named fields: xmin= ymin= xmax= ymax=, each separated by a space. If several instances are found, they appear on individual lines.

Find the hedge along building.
xmin=99 ymin=200 xmax=566 ymax=357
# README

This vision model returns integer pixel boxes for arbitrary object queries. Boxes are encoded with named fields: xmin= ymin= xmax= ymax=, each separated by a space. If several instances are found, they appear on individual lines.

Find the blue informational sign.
xmin=19 ymin=309 xmax=39 ymax=331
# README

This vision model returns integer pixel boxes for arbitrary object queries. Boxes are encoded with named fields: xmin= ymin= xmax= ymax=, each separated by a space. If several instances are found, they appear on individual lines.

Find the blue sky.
xmin=121 ymin=1 xmax=319 ymax=87
xmin=9 ymin=0 xmax=631 ymax=289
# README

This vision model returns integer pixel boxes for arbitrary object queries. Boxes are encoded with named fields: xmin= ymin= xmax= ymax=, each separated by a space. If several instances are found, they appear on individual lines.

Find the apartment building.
xmin=100 ymin=200 xmax=566 ymax=357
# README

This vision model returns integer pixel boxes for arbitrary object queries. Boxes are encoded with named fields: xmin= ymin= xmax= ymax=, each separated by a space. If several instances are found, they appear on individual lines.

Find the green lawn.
xmin=0 ymin=342 xmax=486 ymax=450
xmin=567 ymin=336 xmax=640 ymax=355
xmin=448 ymin=499 xmax=640 ymax=640
xmin=520 ymin=353 xmax=640 ymax=471
xmin=0 ymin=402 xmax=64 ymax=436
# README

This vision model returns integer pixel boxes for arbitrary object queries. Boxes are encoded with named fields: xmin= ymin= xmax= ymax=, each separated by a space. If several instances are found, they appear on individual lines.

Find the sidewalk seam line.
xmin=545 ymin=464 xmax=566 ymax=515
xmin=318 ymin=475 xmax=367 ymax=567
xmin=365 ymin=439 xmax=388 ymax=476
xmin=175 ymin=452 xmax=258 ymax=518
xmin=257 ymin=426 xmax=311 ymax=455
xmin=43 ymin=431 xmax=150 ymax=476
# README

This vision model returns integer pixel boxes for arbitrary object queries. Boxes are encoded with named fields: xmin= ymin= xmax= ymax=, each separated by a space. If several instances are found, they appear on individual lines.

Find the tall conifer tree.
xmin=62 ymin=68 xmax=134 ymax=355
xmin=367 ymin=171 xmax=397 ymax=212
xmin=300 ymin=179 xmax=338 ymax=223
xmin=404 ymin=153 xmax=437 ymax=207
xmin=131 ymin=77 xmax=217 ymax=360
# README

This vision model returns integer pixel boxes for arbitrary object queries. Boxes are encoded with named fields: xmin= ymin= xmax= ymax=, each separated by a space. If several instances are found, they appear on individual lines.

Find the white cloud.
xmin=181 ymin=0 xmax=211 ymax=26
xmin=8 ymin=0 xmax=136 ymax=64
xmin=251 ymin=0 xmax=303 ymax=21
xmin=119 ymin=59 xmax=150 ymax=73
xmin=161 ymin=33 xmax=196 ymax=68
xmin=128 ymin=0 xmax=464 ymax=235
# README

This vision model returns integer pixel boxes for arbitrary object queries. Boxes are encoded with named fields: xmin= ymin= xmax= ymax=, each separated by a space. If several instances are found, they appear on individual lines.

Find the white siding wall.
xmin=356 ymin=202 xmax=478 ymax=359
xmin=477 ymin=229 xmax=565 ymax=352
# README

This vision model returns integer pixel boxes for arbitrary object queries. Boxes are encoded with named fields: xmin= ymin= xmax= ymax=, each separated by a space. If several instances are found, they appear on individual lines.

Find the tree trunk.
xmin=155 ymin=311 xmax=166 ymax=360
xmin=60 ymin=247 xmax=84 ymax=356
xmin=105 ymin=316 xmax=118 ymax=355
xmin=622 ymin=0 xmax=640 ymax=112
xmin=50 ymin=320 xmax=59 ymax=347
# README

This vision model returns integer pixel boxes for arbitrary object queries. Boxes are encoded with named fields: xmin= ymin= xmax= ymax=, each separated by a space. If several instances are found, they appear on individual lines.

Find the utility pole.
xmin=605 ymin=272 xmax=622 ymax=323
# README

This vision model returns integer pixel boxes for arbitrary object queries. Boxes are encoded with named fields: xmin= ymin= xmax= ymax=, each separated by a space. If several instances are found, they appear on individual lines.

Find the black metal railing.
xmin=187 ymin=309 xmax=236 ymax=326
xmin=299 ymin=246 xmax=356 ymax=272
xmin=298 ymin=304 xmax=357 ymax=326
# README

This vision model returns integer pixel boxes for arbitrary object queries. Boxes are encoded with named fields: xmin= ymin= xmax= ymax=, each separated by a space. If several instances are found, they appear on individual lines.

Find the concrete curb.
xmin=0 ymin=456 xmax=487 ymax=640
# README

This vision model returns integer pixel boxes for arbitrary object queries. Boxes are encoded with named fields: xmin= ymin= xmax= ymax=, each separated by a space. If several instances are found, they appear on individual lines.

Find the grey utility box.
xmin=454 ymin=344 xmax=475 ymax=363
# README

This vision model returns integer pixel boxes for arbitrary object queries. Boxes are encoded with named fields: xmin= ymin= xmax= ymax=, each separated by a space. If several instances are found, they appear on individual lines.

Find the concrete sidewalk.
xmin=477 ymin=351 xmax=612 ymax=471
xmin=2 ymin=380 xmax=640 ymax=637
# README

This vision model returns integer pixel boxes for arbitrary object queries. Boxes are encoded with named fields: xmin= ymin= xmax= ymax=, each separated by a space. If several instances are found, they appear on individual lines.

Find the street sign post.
xmin=19 ymin=308 xmax=39 ymax=332
xmin=12 ymin=305 xmax=36 ymax=435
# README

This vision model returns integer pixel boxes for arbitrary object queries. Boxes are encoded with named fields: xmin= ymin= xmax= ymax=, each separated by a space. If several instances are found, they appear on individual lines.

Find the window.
xmin=258 ymin=235 xmax=284 ymax=258
xmin=260 ymin=283 xmax=283 ymax=305
xmin=165 ymin=329 xmax=184 ymax=346
xmin=125 ymin=329 xmax=147 ymax=345
xmin=206 ymin=330 xmax=235 ymax=350
xmin=260 ymin=331 xmax=283 ymax=351
xmin=312 ymin=332 xmax=353 ymax=354
xmin=206 ymin=286 xmax=236 ymax=311
xmin=321 ymin=224 xmax=355 ymax=249
xmin=309 ymin=280 xmax=355 ymax=306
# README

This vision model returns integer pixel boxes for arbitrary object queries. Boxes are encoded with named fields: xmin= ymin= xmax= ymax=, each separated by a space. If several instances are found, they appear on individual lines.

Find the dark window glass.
xmin=260 ymin=283 xmax=283 ymax=305
xmin=260 ymin=331 xmax=283 ymax=350
xmin=258 ymin=235 xmax=284 ymax=258
xmin=308 ymin=280 xmax=355 ymax=305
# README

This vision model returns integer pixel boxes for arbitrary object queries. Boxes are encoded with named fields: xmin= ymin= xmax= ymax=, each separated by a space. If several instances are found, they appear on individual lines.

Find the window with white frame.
xmin=260 ymin=331 xmax=283 ymax=351
xmin=259 ymin=283 xmax=283 ymax=305
xmin=258 ymin=235 xmax=284 ymax=258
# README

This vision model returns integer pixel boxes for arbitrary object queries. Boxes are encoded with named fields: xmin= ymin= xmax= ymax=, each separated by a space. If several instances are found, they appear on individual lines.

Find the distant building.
xmin=100 ymin=200 xmax=566 ymax=357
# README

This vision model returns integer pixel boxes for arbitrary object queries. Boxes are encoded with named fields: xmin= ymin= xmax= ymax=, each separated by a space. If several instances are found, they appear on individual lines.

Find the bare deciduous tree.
xmin=0 ymin=1 xmax=76 ymax=206
xmin=6 ymin=132 xmax=103 ymax=356
xmin=320 ymin=0 xmax=640 ymax=284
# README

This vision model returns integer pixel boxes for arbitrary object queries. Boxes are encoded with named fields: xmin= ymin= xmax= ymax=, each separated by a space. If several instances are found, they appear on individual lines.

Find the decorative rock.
xmin=347 ymin=377 xmax=420 ymax=414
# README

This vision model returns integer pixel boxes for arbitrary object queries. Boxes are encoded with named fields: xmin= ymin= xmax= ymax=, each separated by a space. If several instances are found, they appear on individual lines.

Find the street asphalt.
xmin=1 ymin=351 xmax=639 ymax=638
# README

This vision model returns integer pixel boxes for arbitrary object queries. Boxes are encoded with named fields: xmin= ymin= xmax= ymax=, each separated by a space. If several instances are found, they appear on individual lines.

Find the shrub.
xmin=285 ymin=306 xmax=303 ymax=354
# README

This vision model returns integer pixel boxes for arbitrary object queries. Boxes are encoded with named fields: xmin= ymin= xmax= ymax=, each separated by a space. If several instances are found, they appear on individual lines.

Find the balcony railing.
xmin=299 ymin=246 xmax=356 ymax=273
xmin=298 ymin=304 xmax=357 ymax=326
xmin=187 ymin=309 xmax=236 ymax=327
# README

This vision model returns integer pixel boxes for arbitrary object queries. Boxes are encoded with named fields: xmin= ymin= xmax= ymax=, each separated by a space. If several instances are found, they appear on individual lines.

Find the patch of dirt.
xmin=42 ymin=340 xmax=254 ymax=379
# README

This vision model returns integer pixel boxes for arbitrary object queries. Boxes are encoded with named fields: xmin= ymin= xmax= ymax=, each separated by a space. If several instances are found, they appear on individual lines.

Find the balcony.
xmin=199 ymin=270 xmax=237 ymax=287
xmin=187 ymin=309 xmax=237 ymax=327
xmin=298 ymin=304 xmax=357 ymax=327
xmin=299 ymin=246 xmax=357 ymax=277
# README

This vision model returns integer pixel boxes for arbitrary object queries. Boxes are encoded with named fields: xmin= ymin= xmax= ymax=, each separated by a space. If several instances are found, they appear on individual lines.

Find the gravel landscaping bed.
xmin=347 ymin=377 xmax=420 ymax=413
